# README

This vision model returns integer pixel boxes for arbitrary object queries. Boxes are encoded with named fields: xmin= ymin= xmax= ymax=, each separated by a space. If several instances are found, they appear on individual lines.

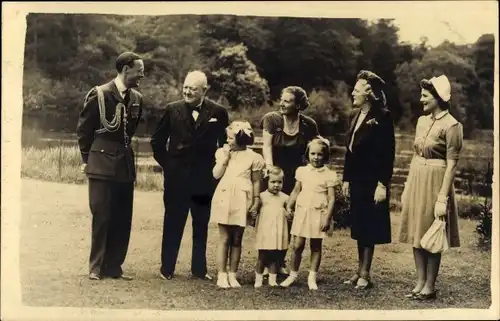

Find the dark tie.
xmin=123 ymin=89 xmax=130 ymax=105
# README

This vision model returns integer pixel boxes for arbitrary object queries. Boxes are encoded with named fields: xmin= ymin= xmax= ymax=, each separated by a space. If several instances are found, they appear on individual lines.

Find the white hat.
xmin=430 ymin=75 xmax=451 ymax=102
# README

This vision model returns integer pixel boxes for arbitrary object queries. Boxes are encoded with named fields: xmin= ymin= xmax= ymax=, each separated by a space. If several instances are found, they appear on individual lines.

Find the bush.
xmin=331 ymin=184 xmax=350 ymax=229
xmin=304 ymin=83 xmax=352 ymax=137
xmin=228 ymin=104 xmax=275 ymax=132
xmin=476 ymin=201 xmax=492 ymax=250
xmin=457 ymin=198 xmax=484 ymax=220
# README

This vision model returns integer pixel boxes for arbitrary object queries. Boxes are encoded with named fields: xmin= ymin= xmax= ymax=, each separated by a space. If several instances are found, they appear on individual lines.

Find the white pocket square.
xmin=209 ymin=118 xmax=218 ymax=122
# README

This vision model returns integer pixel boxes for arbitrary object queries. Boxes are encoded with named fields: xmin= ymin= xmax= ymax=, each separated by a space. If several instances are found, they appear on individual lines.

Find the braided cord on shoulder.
xmin=95 ymin=85 xmax=123 ymax=133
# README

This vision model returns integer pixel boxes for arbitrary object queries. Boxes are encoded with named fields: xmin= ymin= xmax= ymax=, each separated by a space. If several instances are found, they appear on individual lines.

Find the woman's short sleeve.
xmin=295 ymin=166 xmax=305 ymax=182
xmin=251 ymin=152 xmax=266 ymax=171
xmin=260 ymin=112 xmax=280 ymax=134
xmin=446 ymin=123 xmax=463 ymax=160
xmin=214 ymin=148 xmax=225 ymax=163
xmin=325 ymin=169 xmax=339 ymax=187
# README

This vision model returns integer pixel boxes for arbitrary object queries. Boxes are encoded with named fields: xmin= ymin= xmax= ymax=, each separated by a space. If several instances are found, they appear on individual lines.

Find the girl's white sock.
xmin=217 ymin=272 xmax=230 ymax=289
xmin=268 ymin=273 xmax=278 ymax=286
xmin=280 ymin=270 xmax=298 ymax=287
xmin=254 ymin=272 xmax=263 ymax=288
xmin=308 ymin=271 xmax=318 ymax=290
xmin=228 ymin=272 xmax=241 ymax=288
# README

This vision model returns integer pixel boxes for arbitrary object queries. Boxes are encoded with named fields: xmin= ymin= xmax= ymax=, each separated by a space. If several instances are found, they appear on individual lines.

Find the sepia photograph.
xmin=2 ymin=1 xmax=499 ymax=320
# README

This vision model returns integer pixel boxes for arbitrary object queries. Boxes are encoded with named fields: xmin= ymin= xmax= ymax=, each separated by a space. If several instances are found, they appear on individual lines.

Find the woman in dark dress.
xmin=342 ymin=70 xmax=396 ymax=289
xmin=260 ymin=86 xmax=319 ymax=274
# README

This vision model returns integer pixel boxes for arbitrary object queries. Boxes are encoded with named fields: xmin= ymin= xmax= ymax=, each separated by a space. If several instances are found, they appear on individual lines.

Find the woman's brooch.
xmin=366 ymin=118 xmax=379 ymax=126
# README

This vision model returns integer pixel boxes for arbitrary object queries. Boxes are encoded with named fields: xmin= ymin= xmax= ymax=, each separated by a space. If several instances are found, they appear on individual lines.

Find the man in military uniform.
xmin=76 ymin=52 xmax=144 ymax=280
xmin=151 ymin=71 xmax=229 ymax=281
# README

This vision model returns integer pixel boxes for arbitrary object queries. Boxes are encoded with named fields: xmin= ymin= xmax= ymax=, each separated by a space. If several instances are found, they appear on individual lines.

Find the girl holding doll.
xmin=254 ymin=166 xmax=291 ymax=288
xmin=210 ymin=121 xmax=265 ymax=288
xmin=281 ymin=138 xmax=338 ymax=290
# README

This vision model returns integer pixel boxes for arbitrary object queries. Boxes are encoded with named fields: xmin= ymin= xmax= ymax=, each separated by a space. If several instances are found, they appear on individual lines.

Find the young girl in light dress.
xmin=281 ymin=138 xmax=338 ymax=290
xmin=254 ymin=166 xmax=291 ymax=288
xmin=210 ymin=121 xmax=265 ymax=289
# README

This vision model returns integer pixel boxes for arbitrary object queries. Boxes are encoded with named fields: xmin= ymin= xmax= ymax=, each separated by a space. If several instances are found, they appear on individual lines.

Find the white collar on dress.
xmin=431 ymin=110 xmax=449 ymax=120
xmin=306 ymin=164 xmax=327 ymax=172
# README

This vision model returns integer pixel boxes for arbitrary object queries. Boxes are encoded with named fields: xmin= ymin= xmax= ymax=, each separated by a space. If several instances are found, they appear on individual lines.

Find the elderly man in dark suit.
xmin=151 ymin=71 xmax=229 ymax=281
xmin=342 ymin=70 xmax=396 ymax=290
xmin=77 ymin=52 xmax=144 ymax=281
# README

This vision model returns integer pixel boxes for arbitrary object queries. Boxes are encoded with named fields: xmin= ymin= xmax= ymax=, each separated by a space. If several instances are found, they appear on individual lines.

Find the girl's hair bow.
xmin=228 ymin=120 xmax=254 ymax=137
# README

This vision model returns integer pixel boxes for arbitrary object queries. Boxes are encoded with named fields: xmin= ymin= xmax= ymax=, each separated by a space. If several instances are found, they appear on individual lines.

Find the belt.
xmin=94 ymin=136 xmax=132 ymax=149
xmin=413 ymin=155 xmax=446 ymax=167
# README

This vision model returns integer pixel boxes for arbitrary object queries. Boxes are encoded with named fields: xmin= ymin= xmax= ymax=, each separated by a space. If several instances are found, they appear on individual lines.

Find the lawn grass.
xmin=20 ymin=178 xmax=491 ymax=310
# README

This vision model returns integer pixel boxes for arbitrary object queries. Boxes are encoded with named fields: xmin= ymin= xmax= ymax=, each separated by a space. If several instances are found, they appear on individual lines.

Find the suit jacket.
xmin=150 ymin=98 xmax=229 ymax=197
xmin=342 ymin=107 xmax=395 ymax=187
xmin=76 ymin=81 xmax=143 ymax=183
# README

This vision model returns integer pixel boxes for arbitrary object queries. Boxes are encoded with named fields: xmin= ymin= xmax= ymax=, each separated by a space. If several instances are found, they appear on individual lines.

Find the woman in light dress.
xmin=398 ymin=75 xmax=463 ymax=301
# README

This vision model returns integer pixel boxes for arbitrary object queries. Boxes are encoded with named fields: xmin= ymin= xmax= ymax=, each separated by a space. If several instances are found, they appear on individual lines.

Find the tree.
xmin=472 ymin=34 xmax=495 ymax=129
xmin=209 ymin=43 xmax=270 ymax=109
xmin=368 ymin=19 xmax=404 ymax=123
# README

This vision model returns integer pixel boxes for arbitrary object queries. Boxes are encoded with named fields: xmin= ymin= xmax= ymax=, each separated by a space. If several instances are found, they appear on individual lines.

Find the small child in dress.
xmin=281 ymin=137 xmax=338 ymax=290
xmin=254 ymin=166 xmax=291 ymax=288
xmin=210 ymin=121 xmax=265 ymax=288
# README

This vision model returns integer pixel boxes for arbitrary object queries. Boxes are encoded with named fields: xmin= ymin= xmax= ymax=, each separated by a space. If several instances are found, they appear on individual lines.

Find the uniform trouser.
xmin=160 ymin=192 xmax=211 ymax=277
xmin=88 ymin=178 xmax=134 ymax=276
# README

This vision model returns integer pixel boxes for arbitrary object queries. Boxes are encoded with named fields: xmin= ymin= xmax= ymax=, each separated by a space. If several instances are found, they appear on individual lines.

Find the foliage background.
xmin=22 ymin=14 xmax=495 ymax=139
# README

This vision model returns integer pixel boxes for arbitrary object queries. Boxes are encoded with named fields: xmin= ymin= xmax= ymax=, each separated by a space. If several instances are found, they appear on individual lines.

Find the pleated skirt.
xmin=397 ymin=156 xmax=460 ymax=248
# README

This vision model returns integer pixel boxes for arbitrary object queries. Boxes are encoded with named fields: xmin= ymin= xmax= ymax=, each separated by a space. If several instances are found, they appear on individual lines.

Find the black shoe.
xmin=110 ymin=274 xmax=133 ymax=281
xmin=192 ymin=273 xmax=213 ymax=281
xmin=160 ymin=272 xmax=173 ymax=280
xmin=414 ymin=291 xmax=437 ymax=301
xmin=405 ymin=291 xmax=419 ymax=298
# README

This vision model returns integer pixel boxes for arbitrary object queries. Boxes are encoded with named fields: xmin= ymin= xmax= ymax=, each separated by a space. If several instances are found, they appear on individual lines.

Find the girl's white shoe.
xmin=308 ymin=271 xmax=318 ymax=290
xmin=308 ymin=279 xmax=319 ymax=290
xmin=228 ymin=272 xmax=241 ymax=288
xmin=280 ymin=272 xmax=297 ymax=287
xmin=268 ymin=273 xmax=278 ymax=287
xmin=254 ymin=272 xmax=263 ymax=288
xmin=217 ymin=272 xmax=230 ymax=289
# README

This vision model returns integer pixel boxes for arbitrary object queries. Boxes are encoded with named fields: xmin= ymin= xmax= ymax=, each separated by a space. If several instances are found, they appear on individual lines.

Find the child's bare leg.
xmin=309 ymin=238 xmax=322 ymax=272
xmin=216 ymin=224 xmax=231 ymax=288
xmin=308 ymin=238 xmax=323 ymax=290
xmin=255 ymin=250 xmax=266 ymax=274
xmin=268 ymin=251 xmax=279 ymax=286
xmin=228 ymin=226 xmax=244 ymax=287
xmin=281 ymin=236 xmax=305 ymax=287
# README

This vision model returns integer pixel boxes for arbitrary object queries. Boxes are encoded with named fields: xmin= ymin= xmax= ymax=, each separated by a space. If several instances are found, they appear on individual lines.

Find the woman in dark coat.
xmin=260 ymin=86 xmax=319 ymax=274
xmin=342 ymin=70 xmax=396 ymax=289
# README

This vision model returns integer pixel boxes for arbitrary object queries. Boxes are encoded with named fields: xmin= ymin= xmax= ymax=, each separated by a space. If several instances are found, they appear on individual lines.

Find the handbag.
xmin=420 ymin=218 xmax=449 ymax=253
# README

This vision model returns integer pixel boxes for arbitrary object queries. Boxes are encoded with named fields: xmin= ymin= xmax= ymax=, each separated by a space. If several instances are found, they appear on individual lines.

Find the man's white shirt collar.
xmin=114 ymin=77 xmax=128 ymax=98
